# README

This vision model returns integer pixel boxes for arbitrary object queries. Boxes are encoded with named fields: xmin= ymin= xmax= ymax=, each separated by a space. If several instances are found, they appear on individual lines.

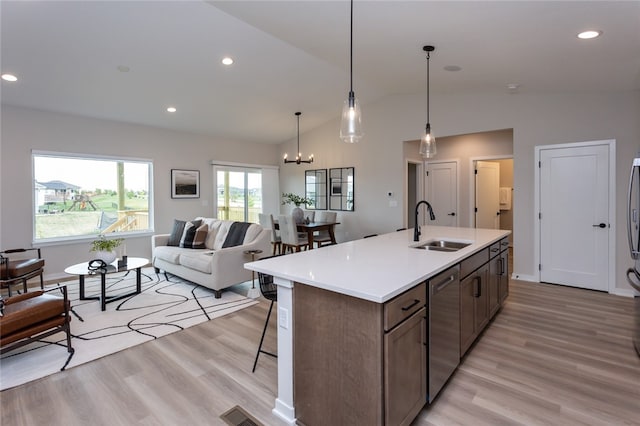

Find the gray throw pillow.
xmin=167 ymin=219 xmax=186 ymax=246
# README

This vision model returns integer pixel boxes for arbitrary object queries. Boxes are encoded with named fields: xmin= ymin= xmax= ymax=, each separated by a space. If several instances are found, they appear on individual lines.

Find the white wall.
xmin=3 ymin=89 xmax=639 ymax=295
xmin=0 ymin=106 xmax=279 ymax=281
xmin=278 ymin=90 xmax=640 ymax=294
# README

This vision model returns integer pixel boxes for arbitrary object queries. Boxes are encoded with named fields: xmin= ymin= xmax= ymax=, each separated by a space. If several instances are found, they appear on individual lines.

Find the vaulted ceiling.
xmin=2 ymin=1 xmax=639 ymax=144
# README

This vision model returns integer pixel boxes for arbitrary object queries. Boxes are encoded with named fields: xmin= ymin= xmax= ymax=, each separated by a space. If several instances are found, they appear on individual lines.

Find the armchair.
xmin=0 ymin=248 xmax=45 ymax=296
xmin=0 ymin=286 xmax=74 ymax=369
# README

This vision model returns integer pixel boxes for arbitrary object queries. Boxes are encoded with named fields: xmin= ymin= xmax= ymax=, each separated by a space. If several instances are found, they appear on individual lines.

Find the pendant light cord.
xmin=426 ymin=49 xmax=430 ymax=126
xmin=297 ymin=112 xmax=300 ymax=154
xmin=350 ymin=0 xmax=354 ymax=94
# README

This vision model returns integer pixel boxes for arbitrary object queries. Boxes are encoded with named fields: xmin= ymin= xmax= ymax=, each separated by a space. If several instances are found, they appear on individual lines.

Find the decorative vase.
xmin=94 ymin=250 xmax=117 ymax=264
xmin=292 ymin=207 xmax=305 ymax=224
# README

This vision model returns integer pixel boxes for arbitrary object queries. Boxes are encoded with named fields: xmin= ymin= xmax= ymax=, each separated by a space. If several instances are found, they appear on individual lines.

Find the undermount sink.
xmin=412 ymin=239 xmax=472 ymax=252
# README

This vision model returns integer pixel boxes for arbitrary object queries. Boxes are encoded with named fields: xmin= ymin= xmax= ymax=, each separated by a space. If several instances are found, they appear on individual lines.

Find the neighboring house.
xmin=33 ymin=181 xmax=46 ymax=215
xmin=37 ymin=180 xmax=81 ymax=206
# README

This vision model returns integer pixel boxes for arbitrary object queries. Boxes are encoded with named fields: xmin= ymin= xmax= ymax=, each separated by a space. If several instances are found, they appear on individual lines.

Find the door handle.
xmin=447 ymin=212 xmax=456 ymax=216
xmin=592 ymin=223 xmax=607 ymax=228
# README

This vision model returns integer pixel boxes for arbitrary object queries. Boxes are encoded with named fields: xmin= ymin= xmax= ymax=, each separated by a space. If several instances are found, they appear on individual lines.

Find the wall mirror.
xmin=329 ymin=167 xmax=354 ymax=211
xmin=305 ymin=169 xmax=327 ymax=210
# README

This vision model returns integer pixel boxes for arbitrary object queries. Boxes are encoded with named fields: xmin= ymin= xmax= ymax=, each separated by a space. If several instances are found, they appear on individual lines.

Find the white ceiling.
xmin=2 ymin=1 xmax=639 ymax=144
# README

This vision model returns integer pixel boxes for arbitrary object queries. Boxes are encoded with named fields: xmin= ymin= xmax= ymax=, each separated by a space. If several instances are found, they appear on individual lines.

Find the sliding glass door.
xmin=214 ymin=166 xmax=262 ymax=223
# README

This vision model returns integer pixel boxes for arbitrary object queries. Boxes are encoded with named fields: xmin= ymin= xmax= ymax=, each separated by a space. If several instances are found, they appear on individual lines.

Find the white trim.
xmin=534 ymin=139 xmax=616 ymax=293
xmin=210 ymin=159 xmax=279 ymax=170
xmin=405 ymin=159 xmax=423 ymax=230
xmin=511 ymin=273 xmax=538 ymax=282
xmin=32 ymin=149 xmax=152 ymax=164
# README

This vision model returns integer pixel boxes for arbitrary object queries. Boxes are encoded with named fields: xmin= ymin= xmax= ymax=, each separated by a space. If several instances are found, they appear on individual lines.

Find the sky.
xmin=34 ymin=156 xmax=149 ymax=191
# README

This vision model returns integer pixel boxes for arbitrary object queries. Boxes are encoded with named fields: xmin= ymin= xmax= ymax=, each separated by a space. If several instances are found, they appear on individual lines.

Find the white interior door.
xmin=426 ymin=161 xmax=457 ymax=227
xmin=539 ymin=144 xmax=609 ymax=291
xmin=475 ymin=161 xmax=500 ymax=229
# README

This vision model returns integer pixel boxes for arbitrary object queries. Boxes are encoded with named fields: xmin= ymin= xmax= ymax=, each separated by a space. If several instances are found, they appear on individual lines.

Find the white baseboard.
xmin=511 ymin=272 xmax=538 ymax=282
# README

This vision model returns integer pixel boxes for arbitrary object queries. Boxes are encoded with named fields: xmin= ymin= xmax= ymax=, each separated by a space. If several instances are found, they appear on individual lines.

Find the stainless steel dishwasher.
xmin=428 ymin=264 xmax=460 ymax=403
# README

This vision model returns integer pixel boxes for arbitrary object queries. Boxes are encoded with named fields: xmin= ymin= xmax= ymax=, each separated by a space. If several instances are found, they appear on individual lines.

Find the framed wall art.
xmin=171 ymin=169 xmax=200 ymax=199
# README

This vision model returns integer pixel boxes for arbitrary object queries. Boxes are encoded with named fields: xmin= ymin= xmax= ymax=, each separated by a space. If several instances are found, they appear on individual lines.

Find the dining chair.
xmin=314 ymin=211 xmax=337 ymax=248
xmin=278 ymin=215 xmax=309 ymax=253
xmin=259 ymin=213 xmax=281 ymax=255
xmin=302 ymin=210 xmax=315 ymax=223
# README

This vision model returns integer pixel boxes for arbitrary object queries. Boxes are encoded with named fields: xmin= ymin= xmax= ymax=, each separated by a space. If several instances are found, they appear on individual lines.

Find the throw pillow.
xmin=167 ymin=219 xmax=187 ymax=246
xmin=178 ymin=220 xmax=203 ymax=249
xmin=180 ymin=223 xmax=208 ymax=249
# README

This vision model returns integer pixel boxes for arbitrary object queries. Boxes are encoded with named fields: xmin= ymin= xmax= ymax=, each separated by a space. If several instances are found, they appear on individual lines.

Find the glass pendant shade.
xmin=419 ymin=123 xmax=437 ymax=158
xmin=340 ymin=93 xmax=364 ymax=144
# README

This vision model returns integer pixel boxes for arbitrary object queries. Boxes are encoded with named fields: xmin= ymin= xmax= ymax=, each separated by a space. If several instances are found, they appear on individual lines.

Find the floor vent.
xmin=220 ymin=405 xmax=264 ymax=426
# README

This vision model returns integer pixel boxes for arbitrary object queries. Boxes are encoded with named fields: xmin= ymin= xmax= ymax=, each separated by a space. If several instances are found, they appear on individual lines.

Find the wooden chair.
xmin=278 ymin=215 xmax=309 ymax=253
xmin=0 ymin=286 xmax=74 ymax=369
xmin=314 ymin=211 xmax=337 ymax=248
xmin=0 ymin=248 xmax=45 ymax=296
xmin=302 ymin=210 xmax=315 ymax=223
xmin=259 ymin=213 xmax=281 ymax=255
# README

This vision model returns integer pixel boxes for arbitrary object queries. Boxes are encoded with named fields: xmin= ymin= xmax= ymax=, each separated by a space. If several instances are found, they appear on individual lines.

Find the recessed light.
xmin=577 ymin=30 xmax=602 ymax=39
xmin=222 ymin=57 xmax=234 ymax=65
xmin=117 ymin=65 xmax=130 ymax=73
xmin=167 ymin=107 xmax=177 ymax=113
xmin=444 ymin=65 xmax=461 ymax=72
xmin=1 ymin=73 xmax=18 ymax=82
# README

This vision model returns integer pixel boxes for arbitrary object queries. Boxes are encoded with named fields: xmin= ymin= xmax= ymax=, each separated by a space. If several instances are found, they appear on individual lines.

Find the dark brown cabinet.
xmin=498 ymin=239 xmax=510 ymax=304
xmin=294 ymin=282 xmax=427 ymax=426
xmin=384 ymin=307 xmax=427 ymax=426
xmin=460 ymin=263 xmax=489 ymax=356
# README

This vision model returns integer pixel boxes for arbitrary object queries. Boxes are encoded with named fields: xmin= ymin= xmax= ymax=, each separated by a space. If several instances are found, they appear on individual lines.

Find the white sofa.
xmin=152 ymin=217 xmax=271 ymax=298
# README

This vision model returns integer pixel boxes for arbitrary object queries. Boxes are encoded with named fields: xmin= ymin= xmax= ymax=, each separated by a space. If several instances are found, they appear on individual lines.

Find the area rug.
xmin=0 ymin=267 xmax=258 ymax=390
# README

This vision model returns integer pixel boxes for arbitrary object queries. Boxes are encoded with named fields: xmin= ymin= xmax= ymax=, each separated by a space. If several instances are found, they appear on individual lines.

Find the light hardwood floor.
xmin=1 ymin=279 xmax=638 ymax=425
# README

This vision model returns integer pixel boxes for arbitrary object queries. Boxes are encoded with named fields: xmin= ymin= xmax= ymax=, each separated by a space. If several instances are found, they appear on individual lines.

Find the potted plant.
xmin=282 ymin=193 xmax=313 ymax=224
xmin=90 ymin=235 xmax=124 ymax=264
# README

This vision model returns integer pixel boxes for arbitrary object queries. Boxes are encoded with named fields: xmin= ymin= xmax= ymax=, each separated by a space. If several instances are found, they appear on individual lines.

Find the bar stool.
xmin=252 ymin=260 xmax=278 ymax=372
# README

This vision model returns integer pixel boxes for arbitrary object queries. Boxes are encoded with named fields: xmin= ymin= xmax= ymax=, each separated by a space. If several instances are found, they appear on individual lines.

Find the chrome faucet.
xmin=414 ymin=200 xmax=436 ymax=241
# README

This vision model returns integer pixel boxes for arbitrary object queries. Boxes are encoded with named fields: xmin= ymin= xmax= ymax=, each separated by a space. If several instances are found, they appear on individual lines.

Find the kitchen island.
xmin=245 ymin=226 xmax=510 ymax=425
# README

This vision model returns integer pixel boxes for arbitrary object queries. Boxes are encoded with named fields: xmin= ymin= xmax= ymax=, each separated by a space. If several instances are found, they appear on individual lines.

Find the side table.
xmin=244 ymin=249 xmax=263 ymax=299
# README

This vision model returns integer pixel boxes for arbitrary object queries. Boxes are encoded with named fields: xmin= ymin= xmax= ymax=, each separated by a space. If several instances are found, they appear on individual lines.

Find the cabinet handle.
xmin=498 ymin=258 xmax=503 ymax=275
xmin=473 ymin=276 xmax=481 ymax=298
xmin=401 ymin=299 xmax=420 ymax=311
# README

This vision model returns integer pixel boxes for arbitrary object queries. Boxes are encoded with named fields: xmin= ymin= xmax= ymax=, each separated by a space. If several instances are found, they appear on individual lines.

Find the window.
xmin=32 ymin=151 xmax=153 ymax=243
xmin=214 ymin=165 xmax=262 ymax=223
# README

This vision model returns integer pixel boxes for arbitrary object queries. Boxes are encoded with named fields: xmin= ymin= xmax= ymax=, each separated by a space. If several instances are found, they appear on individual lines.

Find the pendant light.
xmin=339 ymin=0 xmax=364 ymax=144
xmin=284 ymin=112 xmax=313 ymax=165
xmin=419 ymin=45 xmax=436 ymax=159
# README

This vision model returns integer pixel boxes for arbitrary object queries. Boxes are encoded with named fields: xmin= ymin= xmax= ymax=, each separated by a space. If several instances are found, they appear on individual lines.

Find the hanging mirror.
xmin=305 ymin=169 xmax=327 ymax=210
xmin=329 ymin=167 xmax=354 ymax=211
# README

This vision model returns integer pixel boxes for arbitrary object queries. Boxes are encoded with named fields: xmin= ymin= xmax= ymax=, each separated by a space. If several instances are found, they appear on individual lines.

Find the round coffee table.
xmin=64 ymin=257 xmax=148 ymax=311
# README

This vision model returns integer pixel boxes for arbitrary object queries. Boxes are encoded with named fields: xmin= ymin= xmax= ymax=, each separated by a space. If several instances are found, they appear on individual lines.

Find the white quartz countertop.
xmin=245 ymin=226 xmax=510 ymax=303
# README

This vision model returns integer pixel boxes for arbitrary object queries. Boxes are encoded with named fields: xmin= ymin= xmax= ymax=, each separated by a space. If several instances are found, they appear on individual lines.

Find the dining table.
xmin=274 ymin=220 xmax=340 ymax=249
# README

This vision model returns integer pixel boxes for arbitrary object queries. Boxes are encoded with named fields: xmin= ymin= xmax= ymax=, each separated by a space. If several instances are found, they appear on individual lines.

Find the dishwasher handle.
xmin=432 ymin=271 xmax=459 ymax=294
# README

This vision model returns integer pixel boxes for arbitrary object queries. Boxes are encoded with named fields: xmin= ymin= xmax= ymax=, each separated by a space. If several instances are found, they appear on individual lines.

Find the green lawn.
xmin=36 ymin=194 xmax=148 ymax=239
